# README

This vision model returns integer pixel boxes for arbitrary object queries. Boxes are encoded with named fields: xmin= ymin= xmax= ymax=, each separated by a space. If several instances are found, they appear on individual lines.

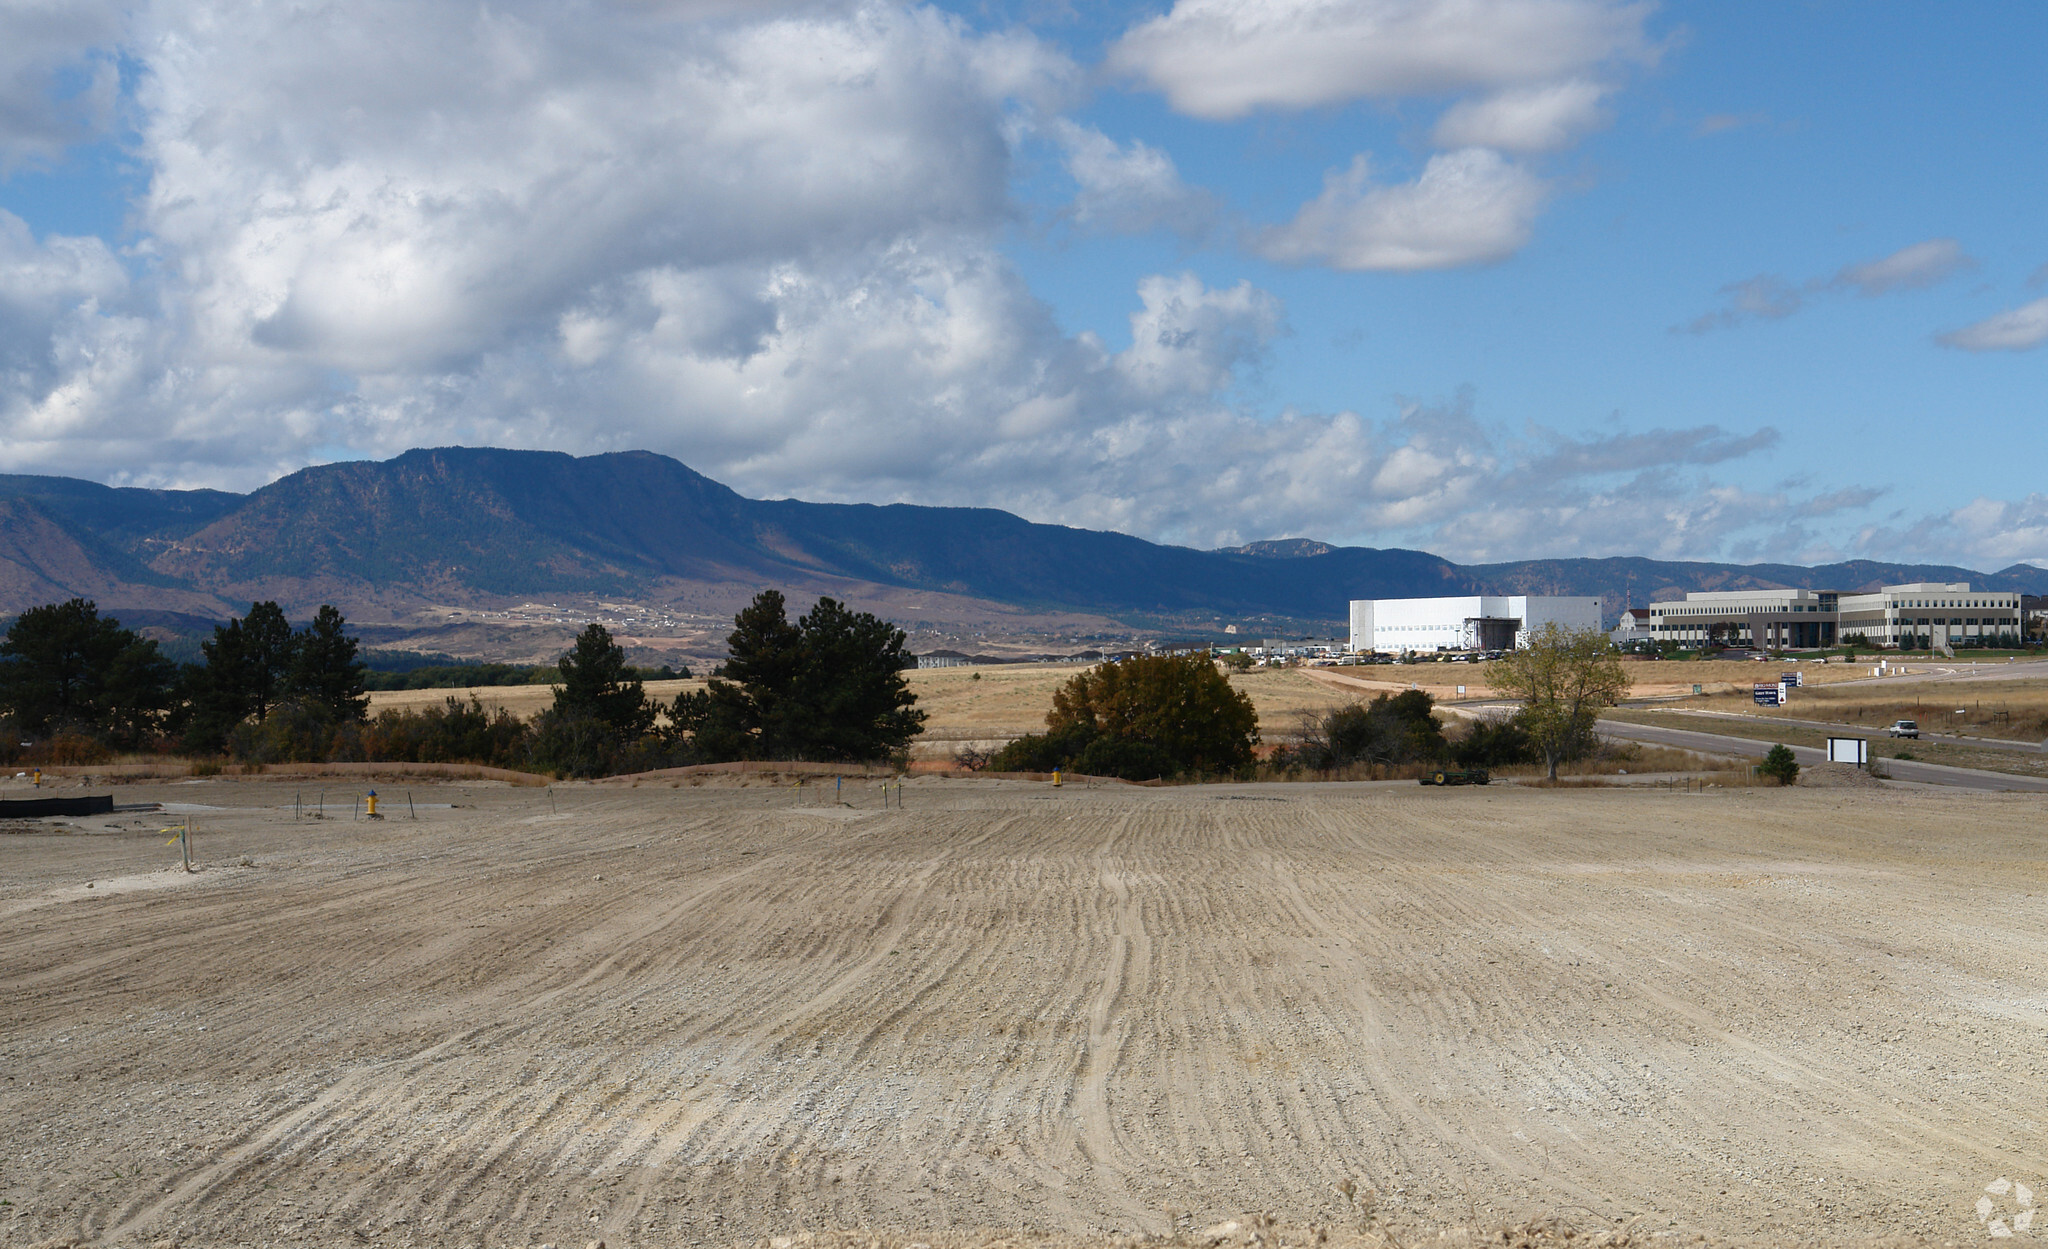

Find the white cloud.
xmin=135 ymin=0 xmax=1058 ymax=376
xmin=0 ymin=210 xmax=156 ymax=465
xmin=1430 ymin=79 xmax=1609 ymax=153
xmin=0 ymin=0 xmax=126 ymax=170
xmin=1052 ymin=120 xmax=1214 ymax=236
xmin=1107 ymin=0 xmax=1649 ymax=121
xmin=1256 ymin=149 xmax=1546 ymax=271
xmin=0 ymin=0 xmax=1893 ymax=566
xmin=1830 ymin=237 xmax=1972 ymax=296
xmin=1937 ymin=297 xmax=2048 ymax=353
xmin=1854 ymin=494 xmax=2048 ymax=571
xmin=1115 ymin=272 xmax=1282 ymax=396
xmin=1433 ymin=77 xmax=1605 ymax=153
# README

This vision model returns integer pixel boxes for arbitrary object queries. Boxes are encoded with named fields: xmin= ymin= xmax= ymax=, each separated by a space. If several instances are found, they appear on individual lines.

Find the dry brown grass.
xmin=368 ymin=664 xmax=1361 ymax=760
xmin=1671 ymin=676 xmax=2048 ymax=742
xmin=1301 ymin=656 xmax=1871 ymax=702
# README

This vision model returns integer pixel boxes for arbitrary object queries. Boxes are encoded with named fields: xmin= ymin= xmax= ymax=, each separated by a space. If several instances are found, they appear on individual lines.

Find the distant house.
xmin=916 ymin=651 xmax=970 ymax=669
xmin=1610 ymin=609 xmax=1653 ymax=646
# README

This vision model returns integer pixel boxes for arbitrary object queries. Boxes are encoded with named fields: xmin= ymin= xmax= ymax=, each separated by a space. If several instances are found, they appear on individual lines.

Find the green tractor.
xmin=1419 ymin=767 xmax=1490 ymax=787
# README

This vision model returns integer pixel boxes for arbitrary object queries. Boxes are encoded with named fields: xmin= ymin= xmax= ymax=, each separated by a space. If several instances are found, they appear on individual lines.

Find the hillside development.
xmin=4 ymin=777 xmax=2043 ymax=1248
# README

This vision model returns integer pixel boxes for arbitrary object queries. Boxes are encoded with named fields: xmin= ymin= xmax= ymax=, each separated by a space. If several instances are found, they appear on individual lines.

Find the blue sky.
xmin=0 ymin=0 xmax=2042 ymax=569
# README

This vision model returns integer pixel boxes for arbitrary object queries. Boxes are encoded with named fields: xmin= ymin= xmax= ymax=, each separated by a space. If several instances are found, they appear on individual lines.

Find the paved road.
xmin=1596 ymin=716 xmax=2048 ymax=793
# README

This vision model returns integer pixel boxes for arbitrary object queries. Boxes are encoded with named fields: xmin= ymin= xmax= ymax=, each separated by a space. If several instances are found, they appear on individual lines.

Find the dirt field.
xmin=5 ymin=778 xmax=2044 ymax=1248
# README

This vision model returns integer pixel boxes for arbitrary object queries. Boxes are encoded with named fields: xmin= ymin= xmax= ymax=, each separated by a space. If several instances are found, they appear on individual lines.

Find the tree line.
xmin=0 ymin=590 xmax=925 ymax=777
xmin=0 ymin=598 xmax=370 ymax=756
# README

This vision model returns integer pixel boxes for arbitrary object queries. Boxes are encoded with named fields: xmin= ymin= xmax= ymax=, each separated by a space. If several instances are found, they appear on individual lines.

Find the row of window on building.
xmin=1622 ymin=582 xmax=2024 ymax=650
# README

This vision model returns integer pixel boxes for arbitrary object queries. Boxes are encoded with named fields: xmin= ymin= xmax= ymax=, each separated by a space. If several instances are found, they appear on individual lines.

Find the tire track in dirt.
xmin=11 ymin=781 xmax=2048 ymax=1248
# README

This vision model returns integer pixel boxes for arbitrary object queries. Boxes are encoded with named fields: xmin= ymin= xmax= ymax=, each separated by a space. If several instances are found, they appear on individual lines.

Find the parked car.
xmin=1887 ymin=720 xmax=1920 ymax=739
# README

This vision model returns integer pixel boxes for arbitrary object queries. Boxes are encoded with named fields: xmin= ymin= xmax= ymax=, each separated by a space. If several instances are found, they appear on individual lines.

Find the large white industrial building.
xmin=1348 ymin=595 xmax=1604 ymax=653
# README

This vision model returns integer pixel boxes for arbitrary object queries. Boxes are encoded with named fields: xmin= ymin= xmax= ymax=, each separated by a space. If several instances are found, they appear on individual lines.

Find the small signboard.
xmin=1692 ymin=684 xmax=1703 ymax=695
xmin=1781 ymin=671 xmax=1804 ymax=688
xmin=1826 ymin=737 xmax=1868 ymax=766
xmin=1753 ymin=682 xmax=1780 ymax=707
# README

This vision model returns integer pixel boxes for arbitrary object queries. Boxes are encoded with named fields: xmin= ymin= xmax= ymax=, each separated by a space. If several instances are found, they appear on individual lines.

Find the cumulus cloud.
xmin=0 ymin=0 xmax=1881 ymax=565
xmin=1107 ymin=0 xmax=1649 ymax=120
xmin=1937 ymin=297 xmax=2048 ymax=353
xmin=0 ymin=209 xmax=157 ymax=465
xmin=1256 ymin=149 xmax=1546 ymax=271
xmin=0 ymin=0 xmax=126 ymax=170
xmin=1853 ymin=494 xmax=2048 ymax=571
xmin=1052 ymin=120 xmax=1215 ymax=237
xmin=1430 ymin=79 xmax=1610 ymax=153
xmin=1681 ymin=237 xmax=1975 ymax=334
xmin=134 ymin=0 xmax=1061 ymax=376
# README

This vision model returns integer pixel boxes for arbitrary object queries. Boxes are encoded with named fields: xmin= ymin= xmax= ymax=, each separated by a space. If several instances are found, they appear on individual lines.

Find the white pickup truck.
xmin=1886 ymin=719 xmax=1920 ymax=739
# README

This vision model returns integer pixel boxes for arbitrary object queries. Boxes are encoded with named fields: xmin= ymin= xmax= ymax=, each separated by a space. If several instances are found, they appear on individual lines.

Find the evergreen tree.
xmin=789 ymin=596 xmax=925 ymax=761
xmin=240 ymin=601 xmax=296 ymax=720
xmin=675 ymin=591 xmax=925 ymax=763
xmin=673 ymin=590 xmax=804 ymax=760
xmin=290 ymin=605 xmax=369 ymax=722
xmin=185 ymin=601 xmax=299 ymax=752
xmin=551 ymin=623 xmax=655 ymax=737
xmin=0 ymin=599 xmax=174 ymax=741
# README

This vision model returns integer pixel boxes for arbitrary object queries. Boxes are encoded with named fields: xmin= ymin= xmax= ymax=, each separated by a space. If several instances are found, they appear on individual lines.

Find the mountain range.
xmin=0 ymin=447 xmax=2039 ymax=651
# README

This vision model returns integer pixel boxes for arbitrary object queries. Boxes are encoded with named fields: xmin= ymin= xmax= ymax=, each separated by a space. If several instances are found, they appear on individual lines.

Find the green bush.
xmin=987 ymin=723 xmax=1096 ymax=773
xmin=1452 ymin=713 xmax=1540 ymax=767
xmin=1073 ymin=735 xmax=1178 ymax=781
xmin=1759 ymin=743 xmax=1799 ymax=786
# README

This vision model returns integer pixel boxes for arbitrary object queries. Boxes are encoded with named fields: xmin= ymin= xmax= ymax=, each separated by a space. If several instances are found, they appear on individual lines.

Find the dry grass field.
xmin=5 ymin=777 xmax=2044 ymax=1248
xmin=1668 ymin=677 xmax=2048 ymax=743
xmin=363 ymin=659 xmax=1861 ymax=762
xmin=366 ymin=667 xmax=1361 ymax=760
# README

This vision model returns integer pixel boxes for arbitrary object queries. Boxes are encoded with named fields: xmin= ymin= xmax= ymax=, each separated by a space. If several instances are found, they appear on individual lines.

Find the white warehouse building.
xmin=1348 ymin=595 xmax=1604 ymax=654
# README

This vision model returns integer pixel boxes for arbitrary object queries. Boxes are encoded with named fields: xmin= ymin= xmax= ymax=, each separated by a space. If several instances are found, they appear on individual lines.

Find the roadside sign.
xmin=1456 ymin=685 xmax=1466 ymax=696
xmin=1692 ymin=684 xmax=1702 ymax=695
xmin=1753 ymin=682 xmax=1780 ymax=707
xmin=1780 ymin=671 xmax=1804 ymax=687
xmin=1826 ymin=737 xmax=1868 ymax=766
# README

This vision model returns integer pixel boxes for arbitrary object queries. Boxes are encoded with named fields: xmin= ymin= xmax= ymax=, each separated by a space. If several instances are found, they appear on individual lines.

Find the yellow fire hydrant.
xmin=365 ymin=790 xmax=380 ymax=818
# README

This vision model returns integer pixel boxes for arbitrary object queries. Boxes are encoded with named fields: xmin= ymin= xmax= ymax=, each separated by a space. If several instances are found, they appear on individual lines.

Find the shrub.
xmin=1073 ymin=735 xmax=1178 ymax=781
xmin=1759 ymin=743 xmax=1800 ymax=786
xmin=1451 ymin=713 xmax=1540 ymax=767
xmin=1007 ymin=652 xmax=1258 ymax=778
xmin=1292 ymin=691 xmax=1447 ymax=772
xmin=987 ymin=723 xmax=1096 ymax=773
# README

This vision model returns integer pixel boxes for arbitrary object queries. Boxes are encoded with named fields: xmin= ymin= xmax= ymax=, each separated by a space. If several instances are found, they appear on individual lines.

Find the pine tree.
xmin=290 ymin=605 xmax=369 ymax=723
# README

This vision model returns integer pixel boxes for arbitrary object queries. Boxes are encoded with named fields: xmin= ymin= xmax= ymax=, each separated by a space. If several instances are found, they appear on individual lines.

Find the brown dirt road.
xmin=3 ymin=779 xmax=2044 ymax=1248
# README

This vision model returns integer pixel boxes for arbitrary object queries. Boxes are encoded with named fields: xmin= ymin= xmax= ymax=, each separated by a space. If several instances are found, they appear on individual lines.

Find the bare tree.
xmin=1488 ymin=623 xmax=1631 ymax=781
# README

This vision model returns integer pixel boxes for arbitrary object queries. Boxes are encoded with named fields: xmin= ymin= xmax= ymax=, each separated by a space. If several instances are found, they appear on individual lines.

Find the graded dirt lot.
xmin=4 ymin=779 xmax=2045 ymax=1249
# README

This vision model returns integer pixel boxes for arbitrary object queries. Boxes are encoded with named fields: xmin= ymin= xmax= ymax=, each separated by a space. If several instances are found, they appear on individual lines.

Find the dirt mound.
xmin=1797 ymin=762 xmax=1887 ymax=788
